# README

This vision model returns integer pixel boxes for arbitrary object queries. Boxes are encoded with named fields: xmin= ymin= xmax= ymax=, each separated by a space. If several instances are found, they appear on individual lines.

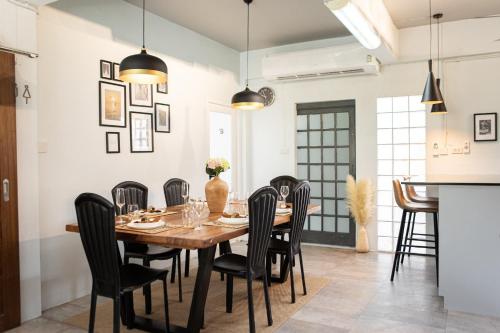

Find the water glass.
xmin=128 ymin=204 xmax=139 ymax=221
xmin=182 ymin=207 xmax=192 ymax=228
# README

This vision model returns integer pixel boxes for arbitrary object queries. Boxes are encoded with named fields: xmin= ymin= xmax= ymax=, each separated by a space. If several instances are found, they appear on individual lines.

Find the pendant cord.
xmin=246 ymin=1 xmax=250 ymax=87
xmin=429 ymin=0 xmax=432 ymax=61
xmin=437 ymin=16 xmax=440 ymax=78
xmin=142 ymin=0 xmax=145 ymax=49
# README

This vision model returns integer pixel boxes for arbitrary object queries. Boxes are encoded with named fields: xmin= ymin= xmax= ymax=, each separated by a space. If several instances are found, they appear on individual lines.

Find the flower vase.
xmin=205 ymin=176 xmax=228 ymax=213
xmin=356 ymin=224 xmax=370 ymax=253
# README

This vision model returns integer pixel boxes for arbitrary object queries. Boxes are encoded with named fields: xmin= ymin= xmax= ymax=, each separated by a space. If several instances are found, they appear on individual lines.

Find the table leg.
xmin=121 ymin=245 xmax=217 ymax=333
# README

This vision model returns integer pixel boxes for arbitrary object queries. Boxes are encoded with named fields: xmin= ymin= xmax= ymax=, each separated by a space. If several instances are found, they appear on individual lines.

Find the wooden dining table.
xmin=66 ymin=203 xmax=320 ymax=333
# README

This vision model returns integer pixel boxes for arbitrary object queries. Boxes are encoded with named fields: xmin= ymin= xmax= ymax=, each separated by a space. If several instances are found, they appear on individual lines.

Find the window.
xmin=376 ymin=96 xmax=427 ymax=252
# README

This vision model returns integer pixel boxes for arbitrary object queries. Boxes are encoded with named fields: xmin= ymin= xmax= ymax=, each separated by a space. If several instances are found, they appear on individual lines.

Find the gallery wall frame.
xmin=99 ymin=81 xmax=126 ymax=128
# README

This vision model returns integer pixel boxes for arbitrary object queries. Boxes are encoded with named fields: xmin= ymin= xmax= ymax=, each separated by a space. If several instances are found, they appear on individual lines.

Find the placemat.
xmin=115 ymin=224 xmax=182 ymax=234
xmin=203 ymin=221 xmax=249 ymax=229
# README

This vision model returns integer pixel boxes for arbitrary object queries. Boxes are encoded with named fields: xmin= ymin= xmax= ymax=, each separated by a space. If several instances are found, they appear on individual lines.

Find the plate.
xmin=218 ymin=217 xmax=249 ymax=225
xmin=126 ymin=221 xmax=165 ymax=230
xmin=276 ymin=208 xmax=292 ymax=215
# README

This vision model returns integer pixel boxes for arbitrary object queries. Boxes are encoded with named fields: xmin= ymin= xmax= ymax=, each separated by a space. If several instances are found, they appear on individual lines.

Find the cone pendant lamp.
xmin=431 ymin=13 xmax=447 ymax=114
xmin=231 ymin=0 xmax=264 ymax=110
xmin=421 ymin=0 xmax=443 ymax=105
xmin=119 ymin=0 xmax=168 ymax=84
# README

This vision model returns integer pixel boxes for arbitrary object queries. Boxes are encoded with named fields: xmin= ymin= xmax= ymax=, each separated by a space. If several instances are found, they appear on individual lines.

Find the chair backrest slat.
xmin=270 ymin=175 xmax=298 ymax=203
xmin=75 ymin=193 xmax=120 ymax=298
xmin=163 ymin=178 xmax=188 ymax=207
xmin=289 ymin=181 xmax=311 ymax=253
xmin=246 ymin=186 xmax=278 ymax=277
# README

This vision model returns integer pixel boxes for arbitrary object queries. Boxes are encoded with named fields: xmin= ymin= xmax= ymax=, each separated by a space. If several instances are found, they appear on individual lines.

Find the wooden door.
xmin=0 ymin=51 xmax=21 ymax=331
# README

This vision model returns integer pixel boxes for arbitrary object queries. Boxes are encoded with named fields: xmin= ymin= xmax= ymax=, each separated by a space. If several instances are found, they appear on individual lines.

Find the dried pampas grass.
xmin=346 ymin=175 xmax=375 ymax=226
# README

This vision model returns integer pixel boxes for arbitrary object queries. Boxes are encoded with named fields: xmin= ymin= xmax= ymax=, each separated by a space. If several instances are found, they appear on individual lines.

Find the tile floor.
xmin=8 ymin=241 xmax=500 ymax=332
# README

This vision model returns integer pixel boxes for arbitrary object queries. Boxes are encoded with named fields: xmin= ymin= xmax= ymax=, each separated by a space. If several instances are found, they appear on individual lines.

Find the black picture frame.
xmin=100 ymin=60 xmax=112 ymax=80
xmin=130 ymin=111 xmax=154 ymax=153
xmin=154 ymin=103 xmax=171 ymax=133
xmin=129 ymin=83 xmax=153 ymax=107
xmin=98 ymin=81 xmax=126 ymax=128
xmin=474 ymin=112 xmax=497 ymax=142
xmin=106 ymin=132 xmax=120 ymax=153
xmin=112 ymin=62 xmax=121 ymax=82
xmin=157 ymin=82 xmax=168 ymax=94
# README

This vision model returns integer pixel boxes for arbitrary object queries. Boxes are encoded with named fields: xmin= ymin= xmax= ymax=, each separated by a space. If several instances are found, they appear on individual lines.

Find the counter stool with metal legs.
xmin=400 ymin=184 xmax=439 ymax=264
xmin=391 ymin=180 xmax=439 ymax=285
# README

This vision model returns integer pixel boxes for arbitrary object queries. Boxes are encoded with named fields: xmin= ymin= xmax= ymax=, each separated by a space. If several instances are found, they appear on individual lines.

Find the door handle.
xmin=2 ymin=179 xmax=9 ymax=202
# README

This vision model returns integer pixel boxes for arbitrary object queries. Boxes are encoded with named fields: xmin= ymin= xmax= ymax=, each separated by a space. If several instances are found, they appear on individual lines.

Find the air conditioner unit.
xmin=262 ymin=44 xmax=380 ymax=82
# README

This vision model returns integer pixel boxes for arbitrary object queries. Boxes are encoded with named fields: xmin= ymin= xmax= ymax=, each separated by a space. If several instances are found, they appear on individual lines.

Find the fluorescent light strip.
xmin=324 ymin=0 xmax=381 ymax=50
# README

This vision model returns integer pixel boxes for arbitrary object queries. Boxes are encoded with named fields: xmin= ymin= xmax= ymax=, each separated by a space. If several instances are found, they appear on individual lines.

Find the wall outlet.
xmin=452 ymin=146 xmax=464 ymax=154
xmin=464 ymin=140 xmax=471 ymax=154
xmin=432 ymin=142 xmax=440 ymax=157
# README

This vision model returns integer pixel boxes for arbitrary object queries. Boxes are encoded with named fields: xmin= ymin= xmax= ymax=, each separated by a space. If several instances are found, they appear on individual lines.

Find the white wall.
xmin=37 ymin=1 xmax=239 ymax=310
xmin=242 ymin=19 xmax=500 ymax=250
xmin=0 ymin=0 xmax=42 ymax=322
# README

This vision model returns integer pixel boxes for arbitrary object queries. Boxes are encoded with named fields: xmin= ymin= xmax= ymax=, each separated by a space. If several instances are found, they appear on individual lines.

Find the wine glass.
xmin=194 ymin=199 xmax=204 ymax=230
xmin=181 ymin=182 xmax=189 ymax=206
xmin=128 ymin=204 xmax=139 ymax=221
xmin=116 ymin=188 xmax=126 ymax=224
xmin=280 ymin=186 xmax=289 ymax=208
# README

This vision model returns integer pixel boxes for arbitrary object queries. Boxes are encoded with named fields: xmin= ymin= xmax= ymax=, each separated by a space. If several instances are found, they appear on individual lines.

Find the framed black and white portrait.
xmin=99 ymin=81 xmax=126 ymax=128
xmin=157 ymin=82 xmax=168 ymax=94
xmin=129 ymin=83 xmax=153 ymax=107
xmin=155 ymin=103 xmax=170 ymax=133
xmin=474 ymin=113 xmax=497 ymax=142
xmin=100 ymin=60 xmax=112 ymax=80
xmin=130 ymin=111 xmax=154 ymax=153
xmin=106 ymin=132 xmax=120 ymax=153
xmin=112 ymin=62 xmax=121 ymax=82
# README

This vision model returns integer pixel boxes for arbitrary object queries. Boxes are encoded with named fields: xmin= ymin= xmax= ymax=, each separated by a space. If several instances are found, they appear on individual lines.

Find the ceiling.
xmin=126 ymin=0 xmax=349 ymax=51
xmin=126 ymin=0 xmax=500 ymax=51
xmin=384 ymin=0 xmax=500 ymax=28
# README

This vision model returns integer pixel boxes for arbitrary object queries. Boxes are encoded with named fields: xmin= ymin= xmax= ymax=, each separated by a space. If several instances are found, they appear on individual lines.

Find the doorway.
xmin=208 ymin=103 xmax=234 ymax=190
xmin=0 ymin=51 xmax=21 ymax=331
xmin=296 ymin=100 xmax=356 ymax=247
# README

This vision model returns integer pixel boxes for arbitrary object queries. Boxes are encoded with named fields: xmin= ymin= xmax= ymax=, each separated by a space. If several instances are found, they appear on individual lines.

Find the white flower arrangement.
xmin=206 ymin=158 xmax=230 ymax=177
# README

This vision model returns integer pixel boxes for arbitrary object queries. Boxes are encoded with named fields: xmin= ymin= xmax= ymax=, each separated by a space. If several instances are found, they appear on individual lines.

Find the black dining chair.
xmin=75 ymin=193 xmax=170 ymax=333
xmin=163 ymin=178 xmax=191 ymax=278
xmin=266 ymin=181 xmax=310 ymax=303
xmin=213 ymin=186 xmax=278 ymax=333
xmin=112 ymin=181 xmax=183 ymax=311
xmin=269 ymin=175 xmax=299 ymax=264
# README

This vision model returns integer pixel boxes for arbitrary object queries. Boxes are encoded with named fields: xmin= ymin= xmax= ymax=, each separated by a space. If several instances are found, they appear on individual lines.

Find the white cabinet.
xmin=0 ymin=0 xmax=37 ymax=52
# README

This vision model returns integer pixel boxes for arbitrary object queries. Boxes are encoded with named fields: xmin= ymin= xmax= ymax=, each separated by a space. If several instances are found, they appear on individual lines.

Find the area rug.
xmin=65 ymin=271 xmax=329 ymax=332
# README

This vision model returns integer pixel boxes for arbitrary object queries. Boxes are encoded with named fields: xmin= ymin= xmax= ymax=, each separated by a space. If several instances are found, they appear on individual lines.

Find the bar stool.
xmin=400 ymin=184 xmax=439 ymax=264
xmin=391 ymin=180 xmax=439 ymax=285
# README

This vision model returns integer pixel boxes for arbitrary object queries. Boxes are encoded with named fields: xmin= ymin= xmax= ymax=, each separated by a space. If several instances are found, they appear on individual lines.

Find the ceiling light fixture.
xmin=431 ymin=13 xmax=447 ymax=114
xmin=231 ymin=0 xmax=264 ymax=110
xmin=119 ymin=0 xmax=168 ymax=84
xmin=323 ymin=0 xmax=381 ymax=50
xmin=421 ymin=0 xmax=443 ymax=105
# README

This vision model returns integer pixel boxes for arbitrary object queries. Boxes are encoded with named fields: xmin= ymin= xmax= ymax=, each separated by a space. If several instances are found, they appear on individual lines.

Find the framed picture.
xmin=99 ymin=81 xmax=126 ymax=127
xmin=155 ymin=103 xmax=170 ymax=133
xmin=106 ymin=132 xmax=120 ymax=153
xmin=474 ymin=113 xmax=497 ymax=142
xmin=100 ymin=60 xmax=112 ymax=80
xmin=129 ymin=83 xmax=153 ymax=107
xmin=157 ymin=82 xmax=168 ymax=94
xmin=112 ymin=62 xmax=121 ymax=82
xmin=130 ymin=111 xmax=154 ymax=153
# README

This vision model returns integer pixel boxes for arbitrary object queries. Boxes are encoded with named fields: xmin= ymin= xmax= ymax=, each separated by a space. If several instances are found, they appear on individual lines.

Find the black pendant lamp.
xmin=431 ymin=13 xmax=447 ymax=114
xmin=231 ymin=0 xmax=264 ymax=110
xmin=119 ymin=0 xmax=168 ymax=84
xmin=421 ymin=0 xmax=443 ymax=105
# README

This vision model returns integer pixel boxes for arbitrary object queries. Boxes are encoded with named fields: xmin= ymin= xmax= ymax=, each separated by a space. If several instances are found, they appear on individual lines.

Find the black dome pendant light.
xmin=421 ymin=0 xmax=443 ymax=105
xmin=431 ymin=13 xmax=448 ymax=114
xmin=231 ymin=0 xmax=265 ymax=110
xmin=119 ymin=0 xmax=168 ymax=84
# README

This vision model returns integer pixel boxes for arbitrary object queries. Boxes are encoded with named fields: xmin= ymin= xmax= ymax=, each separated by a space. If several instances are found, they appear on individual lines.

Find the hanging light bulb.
xmin=431 ymin=13 xmax=447 ymax=114
xmin=421 ymin=0 xmax=443 ymax=105
xmin=231 ymin=0 xmax=265 ymax=110
xmin=119 ymin=0 xmax=168 ymax=84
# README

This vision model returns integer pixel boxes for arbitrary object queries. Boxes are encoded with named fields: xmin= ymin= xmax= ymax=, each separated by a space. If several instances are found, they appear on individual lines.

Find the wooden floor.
xmin=8 ymin=242 xmax=500 ymax=333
